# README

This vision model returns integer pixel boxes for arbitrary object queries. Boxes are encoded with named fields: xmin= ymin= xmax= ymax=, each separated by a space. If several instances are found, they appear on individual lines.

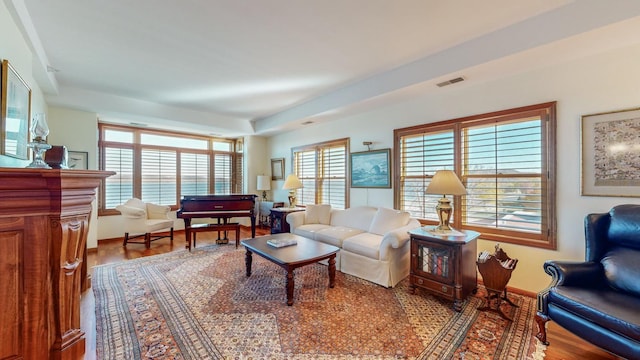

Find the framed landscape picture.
xmin=350 ymin=149 xmax=391 ymax=188
xmin=1 ymin=59 xmax=31 ymax=159
xmin=581 ymin=107 xmax=640 ymax=197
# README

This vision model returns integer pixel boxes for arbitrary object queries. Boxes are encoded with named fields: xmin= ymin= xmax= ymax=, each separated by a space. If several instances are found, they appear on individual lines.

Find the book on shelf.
xmin=267 ymin=237 xmax=298 ymax=248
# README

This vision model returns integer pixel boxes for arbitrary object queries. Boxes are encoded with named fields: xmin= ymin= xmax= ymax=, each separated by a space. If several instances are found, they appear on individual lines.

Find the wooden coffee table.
xmin=241 ymin=233 xmax=339 ymax=305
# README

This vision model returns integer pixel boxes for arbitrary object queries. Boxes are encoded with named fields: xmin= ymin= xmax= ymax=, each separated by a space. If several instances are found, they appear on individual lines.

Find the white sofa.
xmin=286 ymin=205 xmax=420 ymax=287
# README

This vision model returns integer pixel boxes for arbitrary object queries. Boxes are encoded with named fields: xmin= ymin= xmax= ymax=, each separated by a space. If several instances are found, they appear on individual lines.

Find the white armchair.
xmin=116 ymin=198 xmax=174 ymax=248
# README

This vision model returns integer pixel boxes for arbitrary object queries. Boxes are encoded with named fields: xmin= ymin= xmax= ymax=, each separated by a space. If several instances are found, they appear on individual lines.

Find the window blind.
xmin=399 ymin=129 xmax=455 ymax=221
xmin=461 ymin=118 xmax=543 ymax=233
xmin=99 ymin=124 xmax=243 ymax=213
xmin=214 ymin=153 xmax=232 ymax=194
xmin=141 ymin=149 xmax=177 ymax=205
xmin=104 ymin=147 xmax=134 ymax=209
xmin=292 ymin=139 xmax=348 ymax=209
xmin=180 ymin=152 xmax=210 ymax=196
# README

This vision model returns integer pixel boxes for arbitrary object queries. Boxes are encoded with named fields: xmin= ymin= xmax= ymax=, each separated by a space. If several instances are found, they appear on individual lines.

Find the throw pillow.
xmin=147 ymin=203 xmax=169 ymax=219
xmin=601 ymin=247 xmax=640 ymax=297
xmin=305 ymin=204 xmax=332 ymax=224
xmin=368 ymin=207 xmax=410 ymax=235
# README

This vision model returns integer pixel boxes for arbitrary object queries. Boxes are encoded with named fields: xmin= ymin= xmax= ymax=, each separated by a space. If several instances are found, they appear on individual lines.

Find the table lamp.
xmin=257 ymin=175 xmax=271 ymax=201
xmin=425 ymin=170 xmax=466 ymax=231
xmin=282 ymin=174 xmax=303 ymax=207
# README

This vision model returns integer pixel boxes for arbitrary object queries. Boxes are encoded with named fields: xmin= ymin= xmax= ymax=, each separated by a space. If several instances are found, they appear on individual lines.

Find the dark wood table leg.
xmin=328 ymin=255 xmax=336 ymax=288
xmin=286 ymin=269 xmax=295 ymax=306
xmin=245 ymin=250 xmax=252 ymax=276
xmin=184 ymin=219 xmax=192 ymax=251
xmin=251 ymin=215 xmax=256 ymax=238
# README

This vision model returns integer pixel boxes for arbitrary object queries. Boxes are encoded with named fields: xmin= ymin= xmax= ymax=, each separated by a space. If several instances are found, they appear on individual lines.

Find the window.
xmin=99 ymin=124 xmax=243 ymax=212
xmin=395 ymin=102 xmax=556 ymax=249
xmin=181 ymin=152 xmax=210 ymax=196
xmin=291 ymin=138 xmax=349 ymax=209
xmin=103 ymin=147 xmax=134 ymax=208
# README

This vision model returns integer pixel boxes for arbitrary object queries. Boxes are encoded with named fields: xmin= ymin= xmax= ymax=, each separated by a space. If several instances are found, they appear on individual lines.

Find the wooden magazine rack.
xmin=476 ymin=244 xmax=518 ymax=321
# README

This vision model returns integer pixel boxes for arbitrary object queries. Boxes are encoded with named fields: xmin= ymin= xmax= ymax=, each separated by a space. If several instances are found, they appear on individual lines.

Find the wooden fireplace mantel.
xmin=0 ymin=168 xmax=114 ymax=360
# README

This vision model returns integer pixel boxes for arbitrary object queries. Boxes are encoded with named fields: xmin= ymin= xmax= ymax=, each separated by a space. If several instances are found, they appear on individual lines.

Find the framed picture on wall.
xmin=1 ymin=59 xmax=32 ymax=160
xmin=68 ymin=151 xmax=88 ymax=170
xmin=271 ymin=158 xmax=284 ymax=180
xmin=350 ymin=148 xmax=391 ymax=188
xmin=581 ymin=107 xmax=640 ymax=197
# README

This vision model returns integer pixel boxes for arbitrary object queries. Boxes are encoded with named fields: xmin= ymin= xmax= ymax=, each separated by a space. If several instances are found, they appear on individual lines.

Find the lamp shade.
xmin=425 ymin=170 xmax=466 ymax=196
xmin=282 ymin=174 xmax=303 ymax=190
xmin=257 ymin=175 xmax=271 ymax=191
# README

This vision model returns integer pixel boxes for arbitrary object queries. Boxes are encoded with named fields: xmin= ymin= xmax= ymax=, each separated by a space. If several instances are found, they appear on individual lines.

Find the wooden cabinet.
xmin=258 ymin=201 xmax=284 ymax=227
xmin=409 ymin=227 xmax=480 ymax=311
xmin=270 ymin=207 xmax=304 ymax=234
xmin=0 ymin=168 xmax=113 ymax=360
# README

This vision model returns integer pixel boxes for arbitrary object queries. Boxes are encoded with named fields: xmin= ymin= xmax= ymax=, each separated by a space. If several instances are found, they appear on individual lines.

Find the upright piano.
xmin=177 ymin=194 xmax=257 ymax=250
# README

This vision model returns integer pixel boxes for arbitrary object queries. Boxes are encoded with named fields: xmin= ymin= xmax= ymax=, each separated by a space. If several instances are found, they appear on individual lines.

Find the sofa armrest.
xmin=379 ymin=219 xmax=421 ymax=260
xmin=544 ymin=260 xmax=603 ymax=287
xmin=286 ymin=211 xmax=305 ymax=232
xmin=537 ymin=260 xmax=603 ymax=315
xmin=115 ymin=204 xmax=147 ymax=218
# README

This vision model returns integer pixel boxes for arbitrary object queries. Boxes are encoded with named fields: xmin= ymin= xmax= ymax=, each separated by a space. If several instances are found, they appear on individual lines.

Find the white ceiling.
xmin=8 ymin=0 xmax=640 ymax=137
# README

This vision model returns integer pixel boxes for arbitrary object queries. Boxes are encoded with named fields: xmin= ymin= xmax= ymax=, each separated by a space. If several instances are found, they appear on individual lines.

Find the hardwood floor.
xmin=81 ymin=227 xmax=619 ymax=360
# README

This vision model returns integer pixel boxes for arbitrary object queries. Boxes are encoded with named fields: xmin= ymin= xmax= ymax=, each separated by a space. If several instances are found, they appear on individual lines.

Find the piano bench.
xmin=189 ymin=222 xmax=241 ymax=250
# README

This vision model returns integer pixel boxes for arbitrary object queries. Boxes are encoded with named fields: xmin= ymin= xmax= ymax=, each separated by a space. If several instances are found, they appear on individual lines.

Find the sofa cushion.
xmin=124 ymin=197 xmax=146 ymax=210
xmin=315 ymin=226 xmax=365 ymax=247
xmin=607 ymin=204 xmax=640 ymax=249
xmin=342 ymin=232 xmax=383 ymax=260
xmin=294 ymin=224 xmax=332 ymax=240
xmin=305 ymin=204 xmax=332 ymax=225
xmin=368 ymin=207 xmax=410 ymax=235
xmin=147 ymin=203 xmax=169 ymax=219
xmin=601 ymin=246 xmax=640 ymax=297
xmin=549 ymin=285 xmax=640 ymax=341
xmin=146 ymin=219 xmax=174 ymax=232
xmin=331 ymin=206 xmax=377 ymax=231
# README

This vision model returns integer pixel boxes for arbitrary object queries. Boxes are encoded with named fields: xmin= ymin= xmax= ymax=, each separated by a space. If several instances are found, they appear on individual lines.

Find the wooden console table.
xmin=0 ymin=168 xmax=113 ymax=360
xmin=409 ymin=227 xmax=480 ymax=311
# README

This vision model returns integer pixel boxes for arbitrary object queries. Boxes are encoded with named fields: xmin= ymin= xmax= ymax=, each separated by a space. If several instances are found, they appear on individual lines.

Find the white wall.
xmin=268 ymin=43 xmax=640 ymax=293
xmin=47 ymin=107 xmax=98 ymax=168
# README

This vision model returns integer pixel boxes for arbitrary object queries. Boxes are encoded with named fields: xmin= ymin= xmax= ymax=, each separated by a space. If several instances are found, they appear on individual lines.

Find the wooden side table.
xmin=259 ymin=201 xmax=284 ymax=228
xmin=409 ymin=227 xmax=480 ymax=311
xmin=270 ymin=207 xmax=305 ymax=234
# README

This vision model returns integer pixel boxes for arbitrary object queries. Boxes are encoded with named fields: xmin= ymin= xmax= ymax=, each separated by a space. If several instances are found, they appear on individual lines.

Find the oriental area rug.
xmin=92 ymin=244 xmax=546 ymax=359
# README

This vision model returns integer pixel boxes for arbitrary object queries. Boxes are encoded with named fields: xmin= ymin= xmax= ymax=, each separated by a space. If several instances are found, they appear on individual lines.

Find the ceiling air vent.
xmin=436 ymin=76 xmax=465 ymax=88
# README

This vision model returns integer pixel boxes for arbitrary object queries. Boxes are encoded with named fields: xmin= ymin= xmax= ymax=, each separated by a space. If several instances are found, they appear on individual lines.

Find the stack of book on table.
xmin=267 ymin=237 xmax=298 ymax=248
